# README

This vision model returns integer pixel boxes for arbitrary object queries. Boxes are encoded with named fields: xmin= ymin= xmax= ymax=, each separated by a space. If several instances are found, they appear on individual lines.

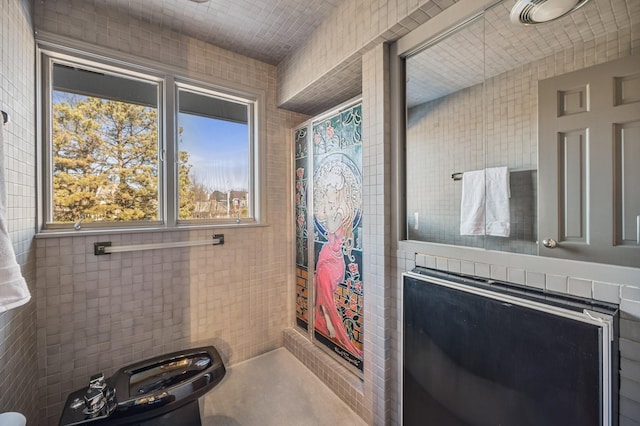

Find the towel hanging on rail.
xmin=0 ymin=123 xmax=31 ymax=313
xmin=460 ymin=169 xmax=486 ymax=236
xmin=459 ymin=167 xmax=511 ymax=237
xmin=485 ymin=166 xmax=510 ymax=237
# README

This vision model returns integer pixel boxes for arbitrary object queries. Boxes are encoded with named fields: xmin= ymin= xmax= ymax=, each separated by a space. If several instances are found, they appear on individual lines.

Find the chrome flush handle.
xmin=542 ymin=238 xmax=558 ymax=248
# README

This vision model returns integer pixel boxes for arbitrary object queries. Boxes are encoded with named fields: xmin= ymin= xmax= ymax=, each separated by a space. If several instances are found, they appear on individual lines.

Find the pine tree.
xmin=178 ymin=149 xmax=195 ymax=219
xmin=53 ymin=94 xmax=111 ymax=222
xmin=52 ymin=93 xmax=196 ymax=223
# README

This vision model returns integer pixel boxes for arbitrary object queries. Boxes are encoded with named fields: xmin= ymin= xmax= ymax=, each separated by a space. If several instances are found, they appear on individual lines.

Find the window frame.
xmin=173 ymin=80 xmax=257 ymax=226
xmin=42 ymin=53 xmax=165 ymax=230
xmin=37 ymin=39 xmax=263 ymax=233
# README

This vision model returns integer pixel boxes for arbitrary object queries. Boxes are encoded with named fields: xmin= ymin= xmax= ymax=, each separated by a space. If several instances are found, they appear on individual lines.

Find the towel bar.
xmin=451 ymin=167 xmax=536 ymax=181
xmin=94 ymin=234 xmax=224 ymax=255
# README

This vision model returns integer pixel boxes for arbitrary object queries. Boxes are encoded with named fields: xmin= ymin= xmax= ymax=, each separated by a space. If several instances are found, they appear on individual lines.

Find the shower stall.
xmin=293 ymin=99 xmax=364 ymax=372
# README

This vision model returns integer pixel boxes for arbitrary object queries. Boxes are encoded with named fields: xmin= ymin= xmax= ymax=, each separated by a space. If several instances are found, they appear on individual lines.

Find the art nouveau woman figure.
xmin=314 ymin=164 xmax=362 ymax=357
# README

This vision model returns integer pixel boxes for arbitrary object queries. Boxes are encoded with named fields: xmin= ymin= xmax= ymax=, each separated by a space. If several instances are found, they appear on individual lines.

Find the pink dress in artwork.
xmin=314 ymin=228 xmax=363 ymax=357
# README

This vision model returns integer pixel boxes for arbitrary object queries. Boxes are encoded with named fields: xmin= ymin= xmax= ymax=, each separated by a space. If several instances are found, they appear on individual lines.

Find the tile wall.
xmin=388 ymin=18 xmax=640 ymax=426
xmin=0 ymin=0 xmax=38 ymax=423
xmin=275 ymin=2 xmax=639 ymax=425
xmin=406 ymin=28 xmax=633 ymax=256
xmin=277 ymin=0 xmax=461 ymax=114
xmin=361 ymin=43 xmax=392 ymax=426
xmin=34 ymin=1 xmax=307 ymax=424
xmin=2 ymin=1 xmax=634 ymax=425
xmin=284 ymin=41 xmax=395 ymax=426
xmin=283 ymin=329 xmax=364 ymax=413
xmin=286 ymin=5 xmax=639 ymax=421
xmin=406 ymin=84 xmax=486 ymax=249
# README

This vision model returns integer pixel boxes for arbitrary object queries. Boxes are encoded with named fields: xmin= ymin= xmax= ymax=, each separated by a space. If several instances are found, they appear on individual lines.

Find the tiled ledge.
xmin=283 ymin=328 xmax=365 ymax=419
xmin=413 ymin=252 xmax=640 ymax=318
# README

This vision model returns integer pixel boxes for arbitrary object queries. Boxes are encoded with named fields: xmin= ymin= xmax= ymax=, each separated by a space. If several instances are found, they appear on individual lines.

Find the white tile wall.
xmin=35 ymin=0 xmax=275 ymax=88
xmin=568 ymin=277 xmax=594 ymax=298
xmin=33 ymin=3 xmax=308 ymax=424
xmin=525 ymin=271 xmax=546 ymax=289
xmin=283 ymin=329 xmax=364 ymax=414
xmin=77 ymin=0 xmax=343 ymax=66
xmin=406 ymin=83 xmax=485 ymax=248
xmin=407 ymin=27 xmax=633 ymax=259
xmin=507 ymin=267 xmax=525 ymax=285
xmin=383 ymin=11 xmax=640 ymax=426
xmin=361 ymin=43 xmax=391 ymax=426
xmin=546 ymin=274 xmax=568 ymax=294
xmin=0 ymin=0 xmax=38 ymax=423
xmin=277 ymin=0 xmax=462 ymax=115
xmin=594 ymin=281 xmax=622 ymax=304
xmin=9 ymin=1 xmax=637 ymax=426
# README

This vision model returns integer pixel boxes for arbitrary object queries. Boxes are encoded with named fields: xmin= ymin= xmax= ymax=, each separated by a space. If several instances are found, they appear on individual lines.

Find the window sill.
xmin=35 ymin=222 xmax=269 ymax=239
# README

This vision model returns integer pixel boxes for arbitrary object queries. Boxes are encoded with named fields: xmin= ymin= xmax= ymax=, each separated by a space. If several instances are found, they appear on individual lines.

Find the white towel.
xmin=485 ymin=166 xmax=510 ymax=237
xmin=0 ymin=125 xmax=31 ymax=313
xmin=460 ymin=167 xmax=511 ymax=237
xmin=460 ymin=169 xmax=486 ymax=236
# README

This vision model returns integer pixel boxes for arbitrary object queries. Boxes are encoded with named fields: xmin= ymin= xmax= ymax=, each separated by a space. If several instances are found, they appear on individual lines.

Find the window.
xmin=40 ymin=47 xmax=258 ymax=231
xmin=176 ymin=85 xmax=252 ymax=222
xmin=49 ymin=62 xmax=161 ymax=226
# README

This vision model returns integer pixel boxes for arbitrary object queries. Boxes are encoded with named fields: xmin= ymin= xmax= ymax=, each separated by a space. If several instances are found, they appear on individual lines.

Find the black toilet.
xmin=59 ymin=346 xmax=226 ymax=426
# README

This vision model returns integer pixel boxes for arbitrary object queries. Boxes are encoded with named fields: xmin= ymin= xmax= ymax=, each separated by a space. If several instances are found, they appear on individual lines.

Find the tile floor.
xmin=202 ymin=348 xmax=366 ymax=426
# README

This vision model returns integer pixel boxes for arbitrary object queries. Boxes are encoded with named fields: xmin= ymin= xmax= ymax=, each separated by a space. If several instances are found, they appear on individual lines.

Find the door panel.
xmin=539 ymin=54 xmax=640 ymax=267
xmin=559 ymin=129 xmax=587 ymax=242
xmin=559 ymin=85 xmax=589 ymax=116
xmin=615 ymin=72 xmax=640 ymax=106
xmin=616 ymin=120 xmax=640 ymax=246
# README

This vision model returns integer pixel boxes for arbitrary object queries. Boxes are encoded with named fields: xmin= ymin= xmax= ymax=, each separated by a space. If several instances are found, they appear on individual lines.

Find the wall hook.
xmin=1 ymin=110 xmax=8 ymax=125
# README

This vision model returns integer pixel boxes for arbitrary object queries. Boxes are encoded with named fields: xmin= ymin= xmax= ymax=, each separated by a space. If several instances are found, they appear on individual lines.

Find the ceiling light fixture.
xmin=189 ymin=0 xmax=210 ymax=3
xmin=510 ymin=0 xmax=592 ymax=24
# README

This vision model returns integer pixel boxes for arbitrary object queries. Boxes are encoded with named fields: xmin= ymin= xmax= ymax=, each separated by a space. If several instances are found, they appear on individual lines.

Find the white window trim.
xmin=36 ymin=33 xmax=266 ymax=236
xmin=41 ymin=53 xmax=166 ymax=231
xmin=173 ymin=80 xmax=258 ymax=226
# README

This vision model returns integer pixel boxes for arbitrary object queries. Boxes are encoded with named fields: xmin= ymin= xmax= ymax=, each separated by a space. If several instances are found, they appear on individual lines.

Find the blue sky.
xmin=178 ymin=113 xmax=249 ymax=192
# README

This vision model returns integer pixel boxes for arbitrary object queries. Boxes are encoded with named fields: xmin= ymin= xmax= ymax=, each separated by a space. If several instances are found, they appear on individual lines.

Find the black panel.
xmin=53 ymin=64 xmax=158 ymax=108
xmin=296 ymin=317 xmax=308 ymax=330
xmin=179 ymin=90 xmax=248 ymax=124
xmin=403 ymin=272 xmax=613 ymax=426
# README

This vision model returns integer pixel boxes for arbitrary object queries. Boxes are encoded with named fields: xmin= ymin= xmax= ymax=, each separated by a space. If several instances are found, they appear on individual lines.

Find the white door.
xmin=538 ymin=54 xmax=640 ymax=267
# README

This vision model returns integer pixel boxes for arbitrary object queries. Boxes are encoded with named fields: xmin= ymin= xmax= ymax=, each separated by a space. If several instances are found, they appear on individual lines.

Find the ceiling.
xmin=407 ymin=0 xmax=638 ymax=108
xmin=87 ymin=0 xmax=637 ymax=113
xmin=103 ymin=0 xmax=343 ymax=66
